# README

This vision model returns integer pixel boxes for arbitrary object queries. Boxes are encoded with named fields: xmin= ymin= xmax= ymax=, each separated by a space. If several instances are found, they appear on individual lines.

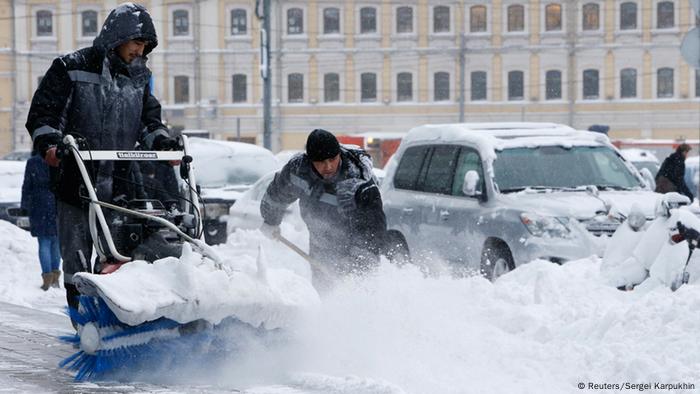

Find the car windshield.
xmin=494 ymin=145 xmax=643 ymax=193
xmin=195 ymin=155 xmax=277 ymax=188
xmin=632 ymin=161 xmax=660 ymax=176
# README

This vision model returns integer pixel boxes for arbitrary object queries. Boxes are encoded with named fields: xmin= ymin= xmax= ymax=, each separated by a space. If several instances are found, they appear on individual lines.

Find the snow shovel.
xmin=272 ymin=233 xmax=333 ymax=289
xmin=671 ymin=222 xmax=697 ymax=291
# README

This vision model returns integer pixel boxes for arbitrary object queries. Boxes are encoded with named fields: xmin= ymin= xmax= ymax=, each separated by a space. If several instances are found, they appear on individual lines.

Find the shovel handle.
xmin=273 ymin=234 xmax=333 ymax=280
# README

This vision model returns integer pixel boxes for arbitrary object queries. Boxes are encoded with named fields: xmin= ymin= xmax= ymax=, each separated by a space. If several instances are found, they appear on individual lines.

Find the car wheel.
xmin=385 ymin=231 xmax=411 ymax=266
xmin=480 ymin=241 xmax=515 ymax=281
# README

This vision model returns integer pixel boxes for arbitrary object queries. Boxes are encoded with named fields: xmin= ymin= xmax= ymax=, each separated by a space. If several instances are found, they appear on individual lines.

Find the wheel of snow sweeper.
xmin=385 ymin=231 xmax=411 ymax=266
xmin=480 ymin=240 xmax=515 ymax=281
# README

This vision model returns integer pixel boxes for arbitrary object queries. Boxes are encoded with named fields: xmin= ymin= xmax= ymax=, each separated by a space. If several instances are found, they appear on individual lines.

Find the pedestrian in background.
xmin=21 ymin=151 xmax=61 ymax=291
xmin=656 ymin=143 xmax=694 ymax=201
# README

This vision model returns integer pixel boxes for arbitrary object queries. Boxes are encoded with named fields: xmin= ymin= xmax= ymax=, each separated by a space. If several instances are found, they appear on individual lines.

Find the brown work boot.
xmin=40 ymin=273 xmax=51 ymax=291
xmin=51 ymin=270 xmax=61 ymax=288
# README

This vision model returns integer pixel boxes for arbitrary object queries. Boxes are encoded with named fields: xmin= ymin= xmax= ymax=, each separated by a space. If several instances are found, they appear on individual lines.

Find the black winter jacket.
xmin=25 ymin=3 xmax=169 ymax=207
xmin=261 ymin=148 xmax=387 ymax=270
xmin=656 ymin=151 xmax=693 ymax=200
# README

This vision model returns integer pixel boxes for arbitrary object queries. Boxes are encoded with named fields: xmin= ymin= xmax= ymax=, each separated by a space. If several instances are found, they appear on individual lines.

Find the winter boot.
xmin=40 ymin=273 xmax=52 ymax=291
xmin=51 ymin=270 xmax=61 ymax=288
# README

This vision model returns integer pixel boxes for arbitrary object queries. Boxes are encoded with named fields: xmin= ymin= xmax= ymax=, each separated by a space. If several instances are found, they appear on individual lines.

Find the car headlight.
xmin=520 ymin=212 xmax=572 ymax=238
xmin=204 ymin=203 xmax=231 ymax=219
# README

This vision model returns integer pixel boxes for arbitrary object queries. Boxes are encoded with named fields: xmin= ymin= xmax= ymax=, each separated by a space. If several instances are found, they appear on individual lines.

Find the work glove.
xmin=677 ymin=222 xmax=700 ymax=249
xmin=260 ymin=222 xmax=281 ymax=239
xmin=153 ymin=135 xmax=180 ymax=151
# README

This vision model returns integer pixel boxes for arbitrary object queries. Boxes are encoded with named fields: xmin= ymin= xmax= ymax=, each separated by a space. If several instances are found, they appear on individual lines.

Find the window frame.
xmin=507 ymin=70 xmax=525 ymax=101
xmin=656 ymin=67 xmax=674 ymax=99
xmin=287 ymin=73 xmax=305 ymax=103
xmin=229 ymin=8 xmax=248 ymax=37
xmin=396 ymin=72 xmax=414 ymax=102
xmin=505 ymin=4 xmax=526 ymax=34
xmin=360 ymin=72 xmax=378 ymax=103
xmin=395 ymin=5 xmax=415 ymax=35
xmin=80 ymin=9 xmax=99 ymax=38
xmin=619 ymin=1 xmax=638 ymax=31
xmin=545 ymin=70 xmax=562 ymax=100
xmin=655 ymin=1 xmax=675 ymax=30
xmin=468 ymin=5 xmax=489 ymax=34
xmin=322 ymin=7 xmax=341 ymax=35
xmin=323 ymin=72 xmax=341 ymax=103
xmin=286 ymin=7 xmax=305 ymax=36
xmin=581 ymin=2 xmax=601 ymax=32
xmin=452 ymin=146 xmax=486 ymax=198
xmin=36 ymin=9 xmax=54 ymax=37
xmin=358 ymin=6 xmax=378 ymax=35
xmin=172 ymin=9 xmax=191 ymax=37
xmin=544 ymin=3 xmax=563 ymax=32
xmin=434 ymin=72 xmax=451 ymax=102
xmin=231 ymin=74 xmax=248 ymax=103
xmin=582 ymin=69 xmax=600 ymax=100
xmin=620 ymin=68 xmax=637 ymax=99
xmin=432 ymin=5 xmax=452 ymax=34
xmin=471 ymin=71 xmax=488 ymax=101
xmin=393 ymin=145 xmax=431 ymax=192
xmin=420 ymin=145 xmax=462 ymax=196
xmin=173 ymin=75 xmax=191 ymax=104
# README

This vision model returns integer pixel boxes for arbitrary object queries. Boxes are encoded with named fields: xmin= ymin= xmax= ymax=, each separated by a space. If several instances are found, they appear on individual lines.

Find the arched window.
xmin=470 ymin=6 xmax=487 ymax=32
xmin=360 ymin=7 xmax=377 ymax=34
xmin=397 ymin=72 xmax=413 ymax=101
xmin=232 ymin=74 xmax=247 ymax=103
xmin=620 ymin=68 xmax=637 ymax=98
xmin=231 ymin=9 xmax=247 ymax=35
xmin=173 ymin=10 xmax=189 ymax=36
xmin=324 ymin=73 xmax=340 ymax=102
xmin=620 ymin=2 xmax=637 ymax=30
xmin=433 ymin=6 xmax=450 ymax=33
xmin=545 ymin=4 xmax=562 ymax=31
xmin=582 ymin=3 xmax=599 ymax=30
xmin=397 ymin=7 xmax=413 ymax=33
xmin=434 ymin=72 xmax=450 ymax=101
xmin=507 ymin=5 xmax=524 ymax=32
xmin=508 ymin=71 xmax=524 ymax=100
xmin=81 ymin=10 xmax=98 ymax=37
xmin=583 ymin=69 xmax=599 ymax=99
xmin=323 ymin=8 xmax=340 ymax=34
xmin=545 ymin=70 xmax=562 ymax=100
xmin=37 ymin=10 xmax=53 ymax=36
xmin=287 ymin=8 xmax=303 ymax=34
xmin=657 ymin=1 xmax=674 ymax=29
xmin=657 ymin=68 xmax=674 ymax=98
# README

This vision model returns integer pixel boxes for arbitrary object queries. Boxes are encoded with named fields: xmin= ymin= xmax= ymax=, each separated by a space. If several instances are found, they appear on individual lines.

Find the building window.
xmin=397 ymin=72 xmax=413 ymax=102
xmin=173 ymin=10 xmax=189 ymax=36
xmin=471 ymin=71 xmax=487 ymax=101
xmin=37 ymin=10 xmax=53 ymax=36
xmin=231 ymin=9 xmax=247 ymax=35
xmin=583 ymin=69 xmax=599 ymax=99
xmin=620 ymin=2 xmax=637 ymax=30
xmin=288 ymin=73 xmax=304 ymax=103
xmin=324 ymin=73 xmax=340 ymax=102
xmin=470 ymin=6 xmax=487 ymax=32
xmin=287 ymin=8 xmax=303 ymax=34
xmin=434 ymin=72 xmax=450 ymax=101
xmin=508 ymin=71 xmax=524 ymax=100
xmin=174 ymin=76 xmax=189 ymax=103
xmin=397 ymin=6 xmax=413 ymax=33
xmin=545 ymin=70 xmax=562 ymax=100
xmin=232 ymin=74 xmax=247 ymax=103
xmin=657 ymin=1 xmax=674 ymax=29
xmin=433 ymin=6 xmax=450 ymax=33
xmin=545 ymin=4 xmax=562 ymax=31
xmin=507 ymin=5 xmax=525 ymax=32
xmin=81 ymin=10 xmax=98 ymax=37
xmin=695 ymin=70 xmax=700 ymax=97
xmin=360 ymin=7 xmax=377 ymax=34
xmin=361 ymin=73 xmax=377 ymax=102
xmin=582 ymin=3 xmax=599 ymax=30
xmin=657 ymin=68 xmax=674 ymax=98
xmin=323 ymin=8 xmax=340 ymax=34
xmin=620 ymin=68 xmax=637 ymax=98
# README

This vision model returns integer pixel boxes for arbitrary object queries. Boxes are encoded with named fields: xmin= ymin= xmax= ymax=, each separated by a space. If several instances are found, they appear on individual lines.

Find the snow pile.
xmin=0 ymin=220 xmax=64 ymax=313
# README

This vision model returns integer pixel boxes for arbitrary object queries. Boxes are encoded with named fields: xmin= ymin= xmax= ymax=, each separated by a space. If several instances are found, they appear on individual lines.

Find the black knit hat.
xmin=306 ymin=129 xmax=340 ymax=161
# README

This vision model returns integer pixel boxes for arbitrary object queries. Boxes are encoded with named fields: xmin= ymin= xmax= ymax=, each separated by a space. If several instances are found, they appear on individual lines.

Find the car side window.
xmin=394 ymin=146 xmax=430 ymax=191
xmin=452 ymin=147 xmax=484 ymax=197
xmin=422 ymin=145 xmax=460 ymax=195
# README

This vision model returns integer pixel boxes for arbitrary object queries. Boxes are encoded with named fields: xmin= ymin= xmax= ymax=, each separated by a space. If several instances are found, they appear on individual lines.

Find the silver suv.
xmin=381 ymin=123 xmax=659 ymax=279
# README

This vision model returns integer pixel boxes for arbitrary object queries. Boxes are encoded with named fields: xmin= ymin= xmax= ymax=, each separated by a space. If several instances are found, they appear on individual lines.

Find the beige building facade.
xmin=1 ymin=0 xmax=699 ymax=154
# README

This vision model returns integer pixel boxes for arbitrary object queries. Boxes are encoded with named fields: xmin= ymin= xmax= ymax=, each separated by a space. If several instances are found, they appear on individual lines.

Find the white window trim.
xmin=357 ymin=70 xmax=382 ymax=104
xmin=393 ymin=5 xmax=417 ymax=37
xmin=502 ymin=3 xmax=528 ymax=36
xmin=542 ymin=69 xmax=566 ymax=102
xmin=504 ymin=69 xmax=527 ymax=102
xmin=77 ymin=7 xmax=100 ymax=39
xmin=615 ymin=0 xmax=641 ymax=34
xmin=283 ymin=6 xmax=308 ymax=39
xmin=432 ymin=70 xmax=453 ymax=102
xmin=319 ymin=71 xmax=344 ymax=104
xmin=466 ymin=3 xmax=491 ymax=36
xmin=652 ymin=0 xmax=679 ymax=33
xmin=171 ymin=75 xmax=193 ymax=105
xmin=578 ymin=2 xmax=604 ymax=35
xmin=617 ymin=67 xmax=639 ymax=100
xmin=170 ymin=6 xmax=194 ymax=39
xmin=356 ymin=5 xmax=381 ymax=37
xmin=394 ymin=71 xmax=416 ymax=103
xmin=33 ymin=7 xmax=56 ymax=40
xmin=227 ymin=6 xmax=252 ymax=39
xmin=541 ymin=2 xmax=565 ymax=35
xmin=468 ymin=70 xmax=490 ymax=102
xmin=581 ymin=68 xmax=603 ymax=101
xmin=319 ymin=6 xmax=343 ymax=37
xmin=286 ymin=72 xmax=307 ymax=104
xmin=654 ymin=67 xmax=676 ymax=99
xmin=430 ymin=5 xmax=454 ymax=36
xmin=230 ymin=73 xmax=250 ymax=105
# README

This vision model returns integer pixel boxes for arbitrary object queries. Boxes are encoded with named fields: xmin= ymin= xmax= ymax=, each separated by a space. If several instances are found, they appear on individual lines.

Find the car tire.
xmin=480 ymin=240 xmax=515 ymax=281
xmin=385 ymin=231 xmax=411 ymax=266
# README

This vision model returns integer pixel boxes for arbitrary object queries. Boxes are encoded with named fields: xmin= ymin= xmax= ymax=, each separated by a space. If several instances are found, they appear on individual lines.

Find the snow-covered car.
xmin=620 ymin=148 xmax=660 ymax=177
xmin=274 ymin=150 xmax=303 ymax=168
xmin=381 ymin=122 xmax=659 ymax=279
xmin=187 ymin=138 xmax=279 ymax=245
xmin=686 ymin=156 xmax=699 ymax=201
xmin=0 ymin=160 xmax=30 ymax=230
xmin=226 ymin=171 xmax=303 ymax=232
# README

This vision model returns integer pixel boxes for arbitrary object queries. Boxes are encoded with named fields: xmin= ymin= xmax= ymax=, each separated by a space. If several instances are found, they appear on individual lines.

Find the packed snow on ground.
xmin=2 ymin=218 xmax=700 ymax=392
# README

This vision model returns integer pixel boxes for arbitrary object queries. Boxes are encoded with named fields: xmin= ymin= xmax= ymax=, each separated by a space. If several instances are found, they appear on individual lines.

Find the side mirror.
xmin=639 ymin=168 xmax=655 ymax=191
xmin=462 ymin=170 xmax=481 ymax=197
xmin=655 ymin=192 xmax=691 ymax=218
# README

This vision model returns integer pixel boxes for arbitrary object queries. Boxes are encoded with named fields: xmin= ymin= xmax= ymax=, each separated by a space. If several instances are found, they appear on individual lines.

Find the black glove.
xmin=336 ymin=178 xmax=380 ymax=215
xmin=355 ymin=180 xmax=380 ymax=208
xmin=677 ymin=222 xmax=700 ymax=248
xmin=34 ymin=133 xmax=62 ymax=158
xmin=153 ymin=135 xmax=180 ymax=151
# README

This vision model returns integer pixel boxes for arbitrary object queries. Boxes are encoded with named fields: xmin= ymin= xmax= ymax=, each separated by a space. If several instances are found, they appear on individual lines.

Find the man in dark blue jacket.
xmin=25 ymin=3 xmax=178 ymax=313
xmin=260 ymin=129 xmax=386 ymax=283
xmin=21 ymin=152 xmax=61 ymax=291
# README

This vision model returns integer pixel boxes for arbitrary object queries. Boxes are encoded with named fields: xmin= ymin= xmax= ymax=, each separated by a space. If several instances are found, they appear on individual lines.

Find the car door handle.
xmin=439 ymin=210 xmax=450 ymax=220
xmin=402 ymin=208 xmax=414 ymax=214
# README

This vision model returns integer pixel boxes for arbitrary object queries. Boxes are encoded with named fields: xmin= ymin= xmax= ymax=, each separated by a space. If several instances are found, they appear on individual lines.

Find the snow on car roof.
xmin=620 ymin=148 xmax=660 ymax=163
xmin=188 ymin=137 xmax=276 ymax=159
